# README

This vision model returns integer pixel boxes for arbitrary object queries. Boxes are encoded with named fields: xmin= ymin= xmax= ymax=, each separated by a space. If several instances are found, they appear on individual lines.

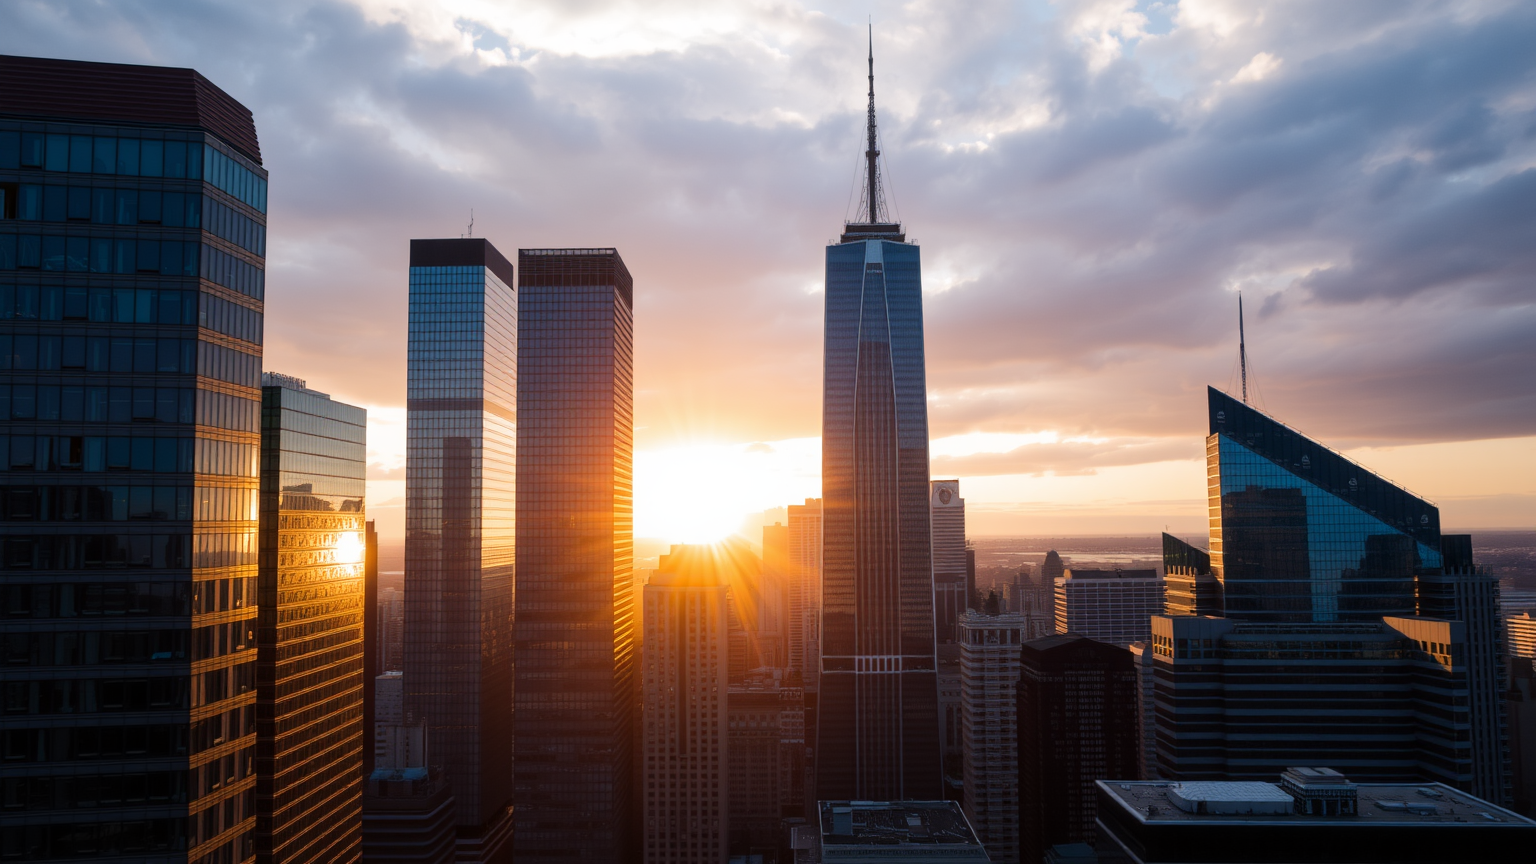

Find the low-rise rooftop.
xmin=818 ymin=801 xmax=990 ymax=862
xmin=1100 ymin=780 xmax=1532 ymax=825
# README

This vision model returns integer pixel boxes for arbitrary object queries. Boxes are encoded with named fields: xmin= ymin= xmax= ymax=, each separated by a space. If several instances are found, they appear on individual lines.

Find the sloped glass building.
xmin=0 ymin=55 xmax=267 ymax=863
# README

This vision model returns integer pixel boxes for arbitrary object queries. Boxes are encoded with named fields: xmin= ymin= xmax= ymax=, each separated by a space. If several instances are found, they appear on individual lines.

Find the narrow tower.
xmin=817 ymin=34 xmax=943 ymax=802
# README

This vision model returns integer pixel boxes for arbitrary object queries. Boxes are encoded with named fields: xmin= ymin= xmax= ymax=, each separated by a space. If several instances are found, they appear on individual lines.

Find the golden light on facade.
xmin=335 ymin=531 xmax=365 ymax=565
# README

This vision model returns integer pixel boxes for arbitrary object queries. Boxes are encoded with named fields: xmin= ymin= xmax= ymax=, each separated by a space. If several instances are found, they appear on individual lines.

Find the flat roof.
xmin=1099 ymin=781 xmax=1536 ymax=826
xmin=818 ymin=800 xmax=984 ymax=846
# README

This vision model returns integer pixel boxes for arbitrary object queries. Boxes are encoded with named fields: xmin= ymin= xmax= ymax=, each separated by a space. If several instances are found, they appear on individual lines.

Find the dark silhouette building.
xmin=512 ymin=247 xmax=637 ymax=862
xmin=817 ymin=36 xmax=943 ymax=804
xmin=0 ymin=54 xmax=267 ymax=862
xmin=256 ymin=374 xmax=368 ymax=863
xmin=403 ymin=238 xmax=517 ymax=863
xmin=1017 ymin=634 xmax=1138 ymax=864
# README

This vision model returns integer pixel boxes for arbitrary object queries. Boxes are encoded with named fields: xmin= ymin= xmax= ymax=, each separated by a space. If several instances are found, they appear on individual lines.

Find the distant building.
xmin=363 ymin=720 xmax=456 ymax=864
xmin=817 ymin=801 xmax=989 ymax=863
xmin=959 ymin=610 xmax=1029 ymax=862
xmin=642 ymin=545 xmax=731 ymax=864
xmin=1017 ymin=635 xmax=1138 ymax=864
xmin=404 ymin=237 xmax=517 ymax=863
xmin=1040 ymin=551 xmax=1065 ymax=583
xmin=256 ymin=375 xmax=368 ymax=864
xmin=1161 ymin=533 xmax=1219 ymax=616
xmin=1053 ymin=568 xmax=1164 ymax=648
xmin=1127 ymin=641 xmax=1157 ymax=779
xmin=1511 ymin=612 xmax=1536 ymax=659
xmin=1152 ymin=614 xmax=1477 ymax=787
xmin=1095 ymin=775 xmax=1536 ymax=864
xmin=761 ymin=522 xmax=792 ymax=668
xmin=728 ymin=669 xmax=806 ymax=857
xmin=380 ymin=586 xmax=405 ymax=671
xmin=787 ymin=498 xmax=823 ymax=690
xmin=376 ymin=671 xmax=404 ymax=764
xmin=932 ymin=480 xmax=968 ymax=644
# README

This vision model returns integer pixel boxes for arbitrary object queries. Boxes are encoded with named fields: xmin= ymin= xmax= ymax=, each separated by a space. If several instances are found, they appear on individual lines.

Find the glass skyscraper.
xmin=1 ymin=56 xmax=267 ymax=863
xmin=403 ymin=238 xmax=516 ymax=863
xmin=512 ymin=248 xmax=636 ymax=862
xmin=255 ymin=373 xmax=366 ymax=864
xmin=816 ymin=46 xmax=942 ymax=802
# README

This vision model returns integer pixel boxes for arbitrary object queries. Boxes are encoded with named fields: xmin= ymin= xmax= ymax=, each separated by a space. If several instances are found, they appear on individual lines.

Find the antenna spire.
xmin=863 ymin=22 xmax=883 ymax=225
xmin=1238 ymin=292 xmax=1249 ymax=405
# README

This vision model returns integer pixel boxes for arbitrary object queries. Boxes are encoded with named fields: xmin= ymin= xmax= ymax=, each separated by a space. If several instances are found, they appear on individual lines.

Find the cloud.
xmin=3 ymin=0 xmax=1531 ymax=504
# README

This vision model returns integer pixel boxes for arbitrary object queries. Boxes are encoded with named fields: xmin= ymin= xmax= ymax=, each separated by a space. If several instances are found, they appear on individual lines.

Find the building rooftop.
xmin=1099 ymin=780 xmax=1535 ymax=826
xmin=818 ymin=801 xmax=988 ymax=860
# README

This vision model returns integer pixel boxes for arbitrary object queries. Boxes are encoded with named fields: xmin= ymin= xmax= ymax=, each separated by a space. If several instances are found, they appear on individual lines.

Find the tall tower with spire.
xmin=816 ymin=29 xmax=943 ymax=802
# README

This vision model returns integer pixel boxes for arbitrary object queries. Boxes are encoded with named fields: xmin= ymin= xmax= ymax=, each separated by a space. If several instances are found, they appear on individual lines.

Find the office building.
xmin=1040 ymin=550 xmax=1064 ymax=583
xmin=787 ymin=498 xmax=822 ymax=688
xmin=1162 ymin=532 xmax=1219 ymax=617
xmin=958 ymin=610 xmax=1028 ymax=862
xmin=380 ymin=586 xmax=405 ymax=671
xmin=761 ymin=521 xmax=792 ymax=669
xmin=256 ymin=374 xmax=367 ymax=864
xmin=403 ymin=238 xmax=516 ymax=863
xmin=1206 ymin=387 xmax=1508 ymax=802
xmin=1017 ymin=635 xmax=1138 ymax=864
xmin=513 ymin=247 xmax=636 ymax=861
xmin=642 ymin=545 xmax=730 ymax=864
xmin=727 ymin=668 xmax=807 ymax=857
xmin=1151 ymin=614 xmax=1476 ymax=786
xmin=1512 ymin=612 xmax=1536 ymax=659
xmin=0 ymin=55 xmax=267 ymax=862
xmin=364 ymin=519 xmax=379 ymax=777
xmin=1509 ymin=658 xmax=1536 ymax=817
xmin=931 ymin=480 xmax=967 ymax=644
xmin=817 ymin=801 xmax=989 ymax=863
xmin=376 ymin=670 xmax=404 ymax=764
xmin=363 ymin=721 xmax=456 ymax=864
xmin=1128 ymin=641 xmax=1157 ymax=780
xmin=1095 ymin=776 xmax=1536 ymax=864
xmin=1053 ymin=568 xmax=1163 ymax=648
xmin=818 ymin=41 xmax=942 ymax=803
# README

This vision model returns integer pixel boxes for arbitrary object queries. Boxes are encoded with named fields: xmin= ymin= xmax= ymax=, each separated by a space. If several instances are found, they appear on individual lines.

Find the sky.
xmin=4 ymin=0 xmax=1532 ymax=546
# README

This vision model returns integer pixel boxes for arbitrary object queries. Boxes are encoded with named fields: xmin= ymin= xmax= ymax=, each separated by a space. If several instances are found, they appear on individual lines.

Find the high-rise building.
xmin=760 ymin=521 xmax=792 ymax=669
xmin=403 ymin=238 xmax=517 ymax=863
xmin=0 ymin=55 xmax=267 ymax=863
xmin=513 ymin=247 xmax=636 ymax=861
xmin=375 ymin=670 xmax=404 ymax=764
xmin=256 ymin=374 xmax=367 ymax=864
xmin=1151 ymin=614 xmax=1476 ymax=786
xmin=363 ymin=719 xmax=457 ymax=864
xmin=727 ymin=668 xmax=806 ymax=857
xmin=1161 ymin=532 xmax=1219 ymax=616
xmin=641 ymin=545 xmax=730 ymax=864
xmin=365 ymin=519 xmax=380 ymax=777
xmin=1127 ymin=641 xmax=1158 ymax=780
xmin=787 ymin=498 xmax=822 ymax=688
xmin=1206 ymin=387 xmax=1508 ymax=802
xmin=1053 ymin=568 xmax=1163 ymax=648
xmin=817 ymin=39 xmax=942 ymax=804
xmin=1512 ymin=613 xmax=1536 ymax=659
xmin=1016 ymin=634 xmax=1139 ymax=864
xmin=958 ymin=610 xmax=1028 ymax=863
xmin=380 ymin=586 xmax=405 ymax=671
xmin=931 ymin=480 xmax=967 ymax=644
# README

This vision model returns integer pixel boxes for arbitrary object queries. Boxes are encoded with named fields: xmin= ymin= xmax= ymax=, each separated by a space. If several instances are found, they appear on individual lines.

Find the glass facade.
xmin=403 ymin=240 xmax=517 ymax=863
xmin=513 ymin=248 xmax=636 ymax=863
xmin=818 ymin=235 xmax=942 ymax=802
xmin=255 ymin=378 xmax=366 ymax=864
xmin=1208 ymin=387 xmax=1439 ymax=624
xmin=1 ymin=67 xmax=265 ymax=864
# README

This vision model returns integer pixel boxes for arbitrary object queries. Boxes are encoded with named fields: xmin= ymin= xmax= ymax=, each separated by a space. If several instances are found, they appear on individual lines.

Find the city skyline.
xmin=1 ymin=2 xmax=1529 ymax=547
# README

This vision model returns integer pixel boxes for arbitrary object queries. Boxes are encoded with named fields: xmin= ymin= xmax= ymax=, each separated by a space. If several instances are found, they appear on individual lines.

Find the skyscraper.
xmin=512 ymin=247 xmax=636 ymax=861
xmin=403 ymin=238 xmax=517 ymax=863
xmin=816 ymin=36 xmax=943 ymax=803
xmin=1053 ymin=567 xmax=1164 ymax=648
xmin=1206 ymin=386 xmax=1508 ymax=801
xmin=256 ymin=373 xmax=367 ymax=864
xmin=0 ymin=55 xmax=266 ymax=863
xmin=958 ymin=609 xmax=1028 ymax=863
xmin=786 ymin=498 xmax=822 ymax=688
xmin=1161 ymin=532 xmax=1219 ymax=616
xmin=1016 ymin=635 xmax=1139 ymax=864
xmin=930 ymin=480 xmax=967 ymax=644
xmin=641 ymin=545 xmax=730 ymax=864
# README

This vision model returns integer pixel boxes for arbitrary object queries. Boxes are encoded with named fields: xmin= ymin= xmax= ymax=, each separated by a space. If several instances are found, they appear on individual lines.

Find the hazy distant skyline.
xmin=6 ymin=0 xmax=1531 ymax=543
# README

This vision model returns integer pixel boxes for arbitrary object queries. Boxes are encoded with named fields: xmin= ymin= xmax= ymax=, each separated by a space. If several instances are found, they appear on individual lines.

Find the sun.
xmin=634 ymin=438 xmax=820 ymax=545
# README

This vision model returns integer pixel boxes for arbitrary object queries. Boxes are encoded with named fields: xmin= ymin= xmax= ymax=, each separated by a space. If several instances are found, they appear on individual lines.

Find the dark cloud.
xmin=2 ymin=0 xmax=1531 ymax=463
